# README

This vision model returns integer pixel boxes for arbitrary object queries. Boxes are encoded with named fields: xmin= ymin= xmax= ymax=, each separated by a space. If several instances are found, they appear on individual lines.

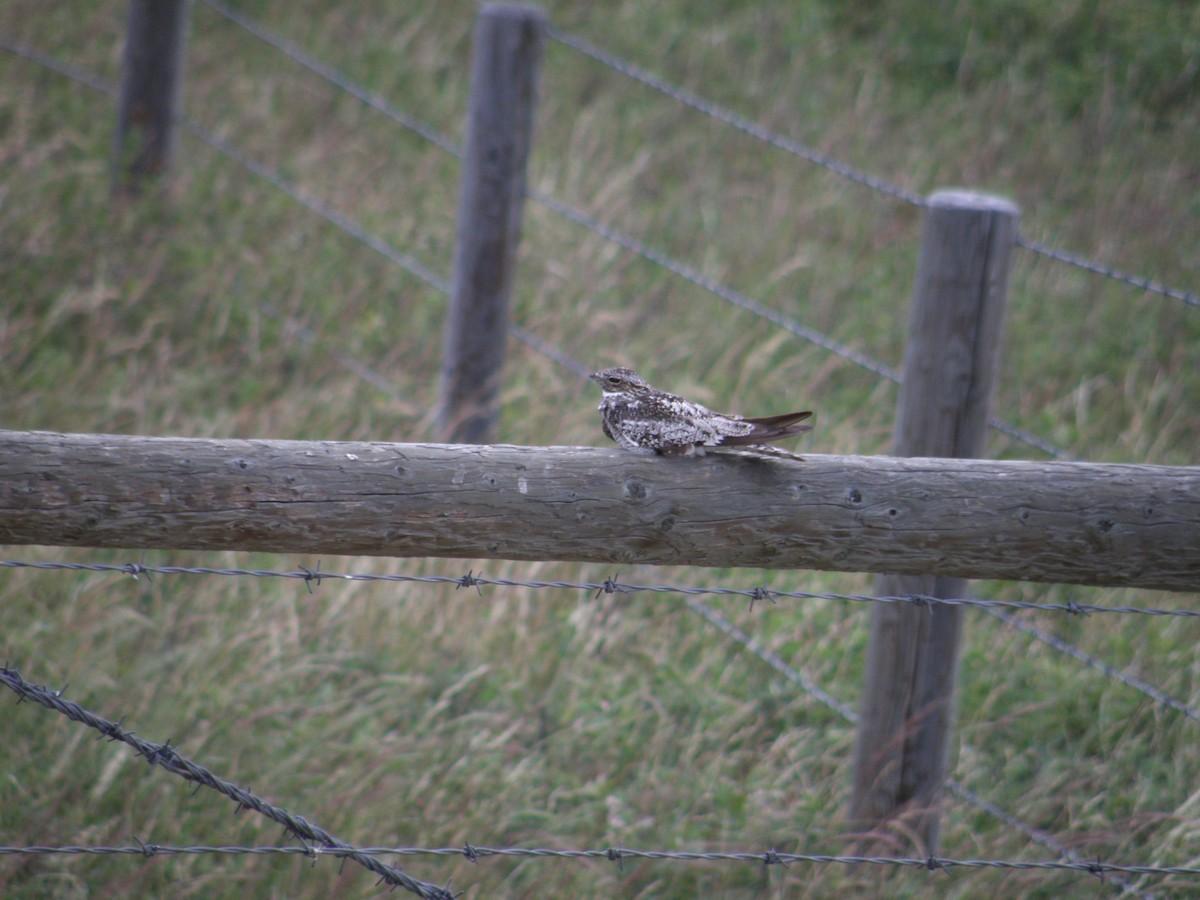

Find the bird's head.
xmin=590 ymin=367 xmax=650 ymax=395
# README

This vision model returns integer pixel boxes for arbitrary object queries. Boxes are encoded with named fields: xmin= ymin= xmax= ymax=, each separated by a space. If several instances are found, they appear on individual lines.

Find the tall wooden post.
xmin=113 ymin=0 xmax=191 ymax=191
xmin=849 ymin=190 xmax=1020 ymax=852
xmin=438 ymin=4 xmax=546 ymax=444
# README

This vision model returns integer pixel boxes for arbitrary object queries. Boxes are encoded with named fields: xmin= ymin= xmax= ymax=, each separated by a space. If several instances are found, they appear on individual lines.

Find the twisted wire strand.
xmin=3 ymin=559 xmax=1195 ymax=619
xmin=0 ymin=843 xmax=1195 ymax=877
xmin=547 ymin=25 xmax=1197 ymax=310
xmin=145 ymin=9 xmax=1074 ymax=458
xmin=0 ymin=665 xmax=452 ymax=899
xmin=3 ymin=23 xmax=1194 ymax=896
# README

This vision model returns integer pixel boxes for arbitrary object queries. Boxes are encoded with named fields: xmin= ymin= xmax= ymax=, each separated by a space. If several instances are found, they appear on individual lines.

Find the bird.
xmin=589 ymin=367 xmax=813 ymax=457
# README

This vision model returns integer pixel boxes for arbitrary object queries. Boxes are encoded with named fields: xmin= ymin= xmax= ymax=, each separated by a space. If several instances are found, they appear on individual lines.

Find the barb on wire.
xmin=4 ymin=559 xmax=1196 ymax=619
xmin=942 ymin=782 xmax=1148 ymax=897
xmin=0 ymin=665 xmax=452 ymax=900
xmin=0 ymin=843 xmax=1197 ymax=878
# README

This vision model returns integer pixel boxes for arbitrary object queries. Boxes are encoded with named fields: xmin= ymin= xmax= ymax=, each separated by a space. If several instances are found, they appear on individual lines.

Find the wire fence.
xmin=13 ymin=9 xmax=1194 ymax=469
xmin=3 ymin=558 xmax=1198 ymax=620
xmin=6 ymin=553 xmax=1197 ymax=736
xmin=6 ymin=550 xmax=1199 ymax=895
xmin=4 ymin=841 xmax=1199 ymax=878
xmin=3 ymin=5 xmax=1198 ymax=896
xmin=0 ymin=663 xmax=454 ymax=900
xmin=684 ymin=596 xmax=1158 ymax=899
xmin=4 ymin=647 xmax=1194 ymax=896
xmin=193 ymin=0 xmax=1078 ymax=461
xmin=544 ymin=22 xmax=1199 ymax=312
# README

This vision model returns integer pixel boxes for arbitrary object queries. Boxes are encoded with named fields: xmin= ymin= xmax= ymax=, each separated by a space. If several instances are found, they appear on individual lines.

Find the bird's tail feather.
xmin=721 ymin=410 xmax=813 ymax=446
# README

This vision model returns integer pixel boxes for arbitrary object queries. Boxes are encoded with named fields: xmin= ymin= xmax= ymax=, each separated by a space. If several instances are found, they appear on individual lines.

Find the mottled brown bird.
xmin=590 ymin=367 xmax=813 ymax=457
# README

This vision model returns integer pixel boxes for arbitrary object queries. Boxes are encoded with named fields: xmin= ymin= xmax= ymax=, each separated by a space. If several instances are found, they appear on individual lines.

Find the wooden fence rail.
xmin=2 ymin=430 xmax=1197 ymax=592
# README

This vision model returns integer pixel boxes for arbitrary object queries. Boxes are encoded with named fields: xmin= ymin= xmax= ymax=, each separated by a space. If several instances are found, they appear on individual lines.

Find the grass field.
xmin=2 ymin=1 xmax=1199 ymax=897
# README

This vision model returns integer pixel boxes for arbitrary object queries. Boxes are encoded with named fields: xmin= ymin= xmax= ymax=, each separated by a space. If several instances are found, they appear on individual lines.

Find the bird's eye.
xmin=607 ymin=376 xmax=621 ymax=385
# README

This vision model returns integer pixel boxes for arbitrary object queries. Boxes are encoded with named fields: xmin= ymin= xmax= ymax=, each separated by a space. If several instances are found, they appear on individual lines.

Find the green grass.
xmin=2 ymin=0 xmax=1199 ymax=897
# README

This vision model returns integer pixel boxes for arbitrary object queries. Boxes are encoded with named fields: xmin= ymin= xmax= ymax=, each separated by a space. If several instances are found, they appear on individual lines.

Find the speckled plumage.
xmin=589 ymin=367 xmax=813 ymax=457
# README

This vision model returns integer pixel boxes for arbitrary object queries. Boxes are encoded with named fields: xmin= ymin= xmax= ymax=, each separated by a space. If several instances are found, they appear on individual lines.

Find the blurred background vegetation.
xmin=1 ymin=1 xmax=1197 ymax=897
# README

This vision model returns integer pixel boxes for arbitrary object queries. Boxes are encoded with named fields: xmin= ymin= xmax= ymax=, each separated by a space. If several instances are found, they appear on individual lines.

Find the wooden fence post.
xmin=113 ymin=0 xmax=191 ymax=192
xmin=438 ymin=4 xmax=546 ymax=444
xmin=849 ymin=190 xmax=1020 ymax=852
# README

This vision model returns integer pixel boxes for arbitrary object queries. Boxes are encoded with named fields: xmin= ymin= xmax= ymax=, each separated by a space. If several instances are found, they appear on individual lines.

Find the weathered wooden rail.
xmin=2 ymin=430 xmax=1197 ymax=592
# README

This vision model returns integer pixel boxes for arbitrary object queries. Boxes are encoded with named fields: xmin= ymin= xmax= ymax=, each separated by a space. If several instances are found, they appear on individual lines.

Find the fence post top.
xmin=479 ymin=3 xmax=548 ymax=23
xmin=927 ymin=189 xmax=1020 ymax=216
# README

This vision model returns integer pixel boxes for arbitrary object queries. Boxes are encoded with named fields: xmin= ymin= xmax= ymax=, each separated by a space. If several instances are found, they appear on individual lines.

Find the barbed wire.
xmin=985 ymin=607 xmax=1200 ymax=723
xmin=0 ymin=33 xmax=113 ymax=95
xmin=0 ymin=664 xmax=453 ymax=900
xmin=941 ymin=782 xmax=1149 ymax=898
xmin=529 ymin=189 xmax=1071 ymax=459
xmin=683 ymin=595 xmax=860 ymax=721
xmin=1016 ymin=236 xmax=1200 ymax=310
xmin=4 ymin=23 xmax=1194 ymax=896
xmin=200 ymin=0 xmax=461 ymax=157
xmin=0 ymin=35 xmax=590 ymax=385
xmin=3 ymin=589 xmax=1174 ymax=896
xmin=0 ymin=35 xmax=426 ymax=403
xmin=184 ymin=120 xmax=585 ymax=378
xmin=7 ymin=554 xmax=1193 ymax=884
xmin=3 ymin=558 xmax=1196 ymax=619
xmin=2 ymin=28 xmax=1072 ymax=461
xmin=184 ymin=120 xmax=453 ymax=296
xmin=1 ymin=842 xmax=1196 ymax=879
xmin=169 ymin=10 xmax=601 ymax=383
xmin=546 ymin=26 xmax=1198 ymax=311
xmin=4 ymin=605 xmax=1173 ymax=896
xmin=259 ymin=302 xmax=416 ymax=404
xmin=1 ymin=665 xmax=1176 ymax=896
xmin=205 ymin=0 xmax=1196 ymax=321
xmin=685 ymin=597 xmax=1154 ymax=897
xmin=188 ymin=6 xmax=904 ymax=387
xmin=179 ymin=9 xmax=1072 ymax=460
xmin=545 ymin=26 xmax=925 ymax=207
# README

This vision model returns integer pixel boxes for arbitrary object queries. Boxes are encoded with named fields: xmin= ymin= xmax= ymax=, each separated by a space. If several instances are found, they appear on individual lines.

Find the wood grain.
xmin=2 ymin=431 xmax=1197 ymax=592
